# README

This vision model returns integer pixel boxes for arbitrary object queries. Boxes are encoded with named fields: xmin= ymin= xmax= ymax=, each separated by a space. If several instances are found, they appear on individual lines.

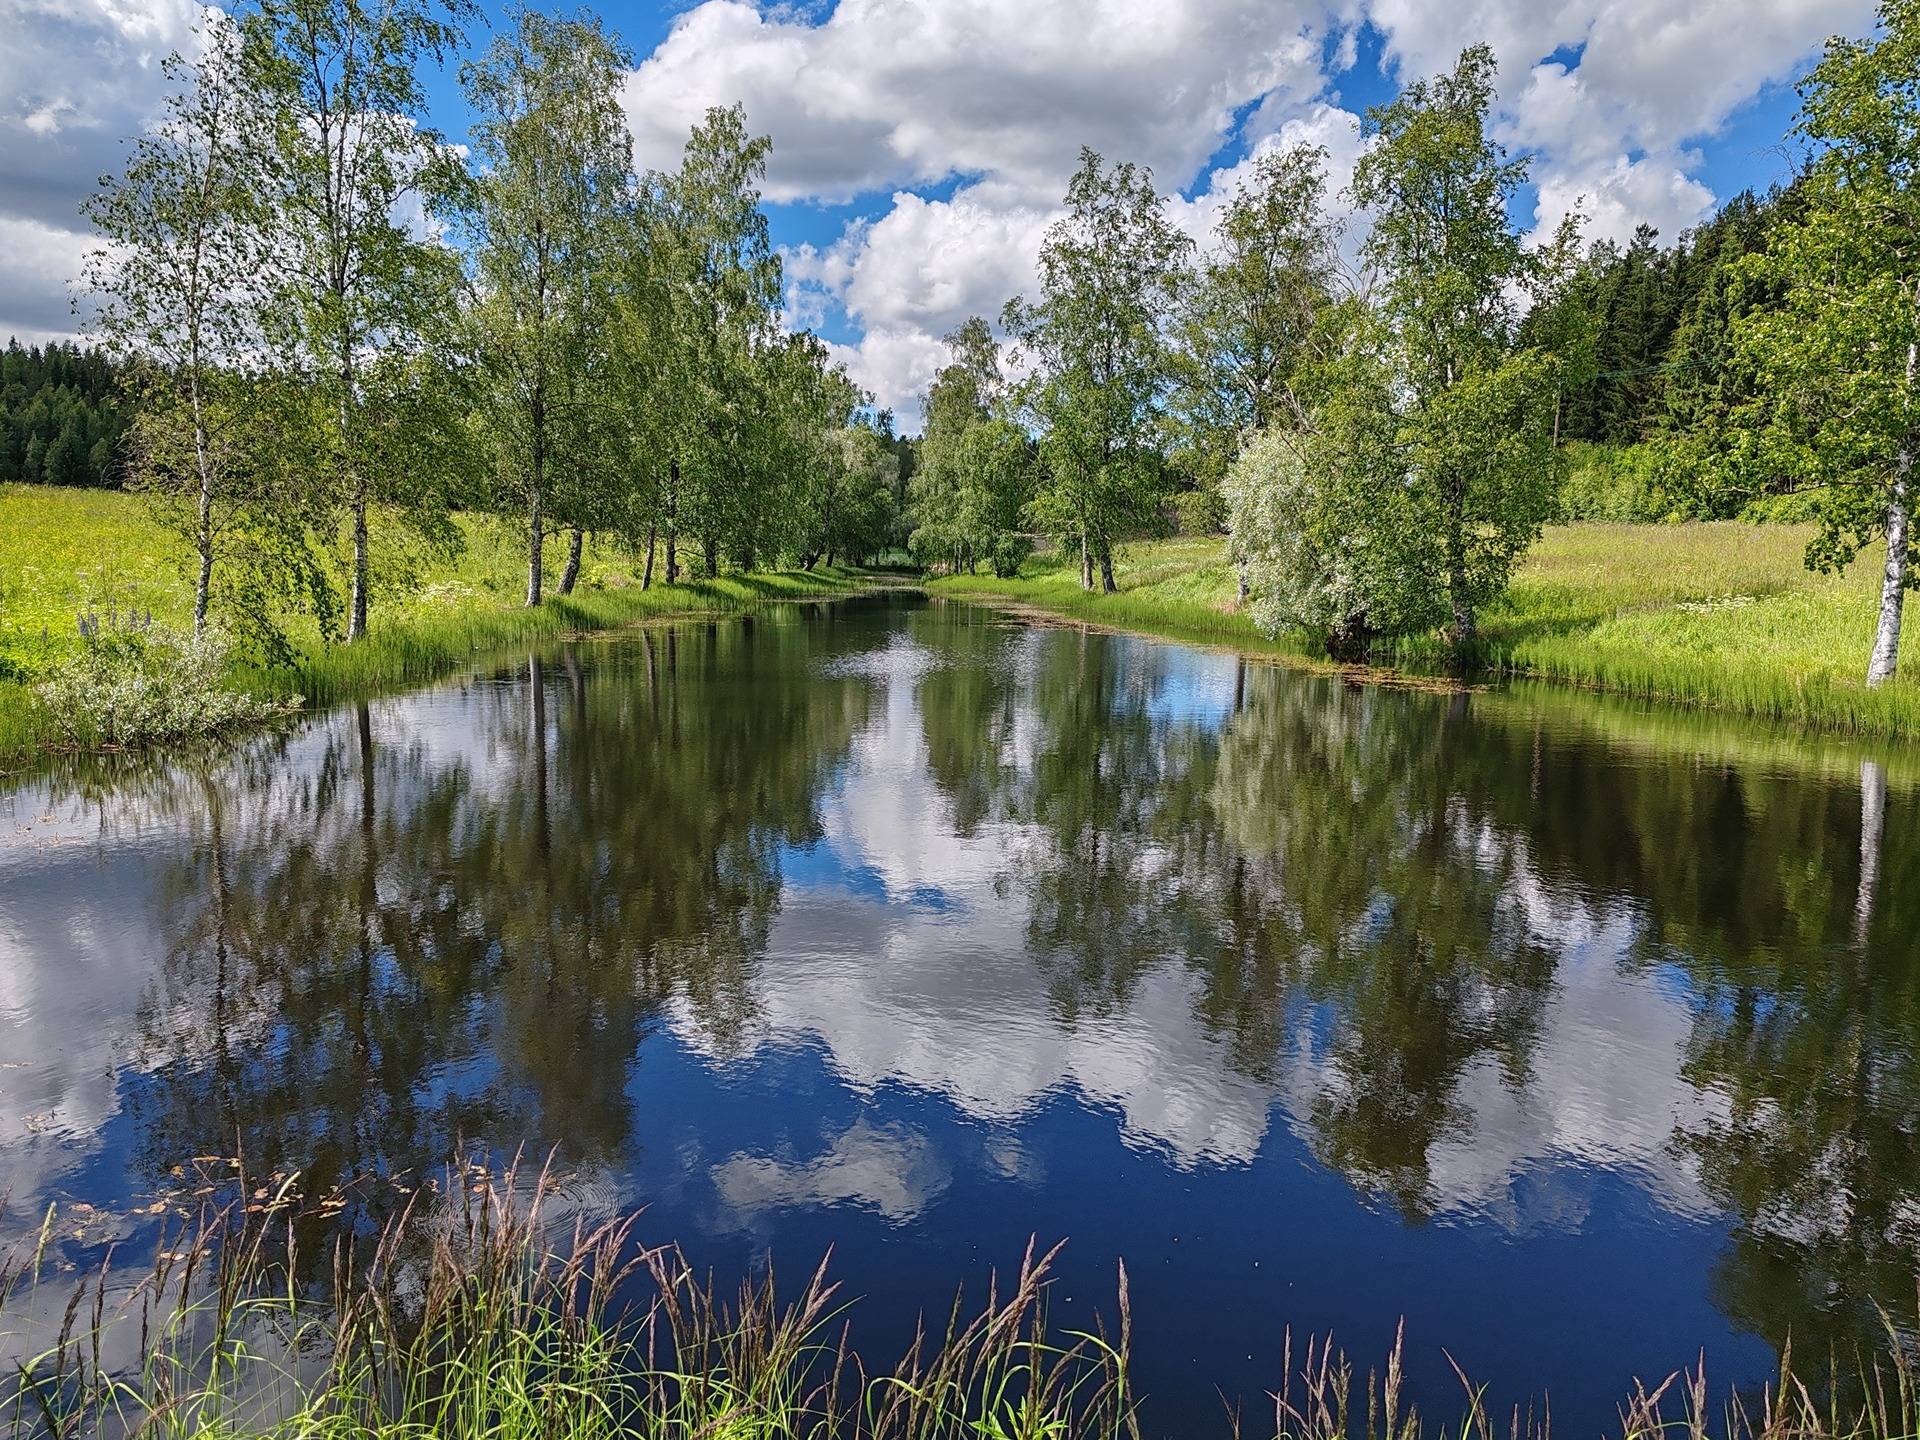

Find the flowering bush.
xmin=35 ymin=608 xmax=298 ymax=748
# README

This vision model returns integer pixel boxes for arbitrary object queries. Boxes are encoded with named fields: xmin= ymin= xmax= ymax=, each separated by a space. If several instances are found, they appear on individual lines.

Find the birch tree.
xmin=83 ymin=23 xmax=268 ymax=635
xmin=463 ymin=9 xmax=631 ymax=607
xmin=1173 ymin=145 xmax=1341 ymax=491
xmin=1006 ymin=149 xmax=1191 ymax=593
xmin=242 ymin=0 xmax=473 ymax=641
xmin=1350 ymin=45 xmax=1581 ymax=651
xmin=1722 ymin=0 xmax=1920 ymax=686
xmin=663 ymin=105 xmax=781 ymax=578
xmin=908 ymin=316 xmax=1002 ymax=572
xmin=1177 ymin=143 xmax=1341 ymax=593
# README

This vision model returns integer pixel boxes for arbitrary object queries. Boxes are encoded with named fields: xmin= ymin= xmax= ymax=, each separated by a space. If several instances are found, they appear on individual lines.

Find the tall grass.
xmin=0 ymin=1159 xmax=1137 ymax=1440
xmin=4 ymin=1163 xmax=1918 ymax=1440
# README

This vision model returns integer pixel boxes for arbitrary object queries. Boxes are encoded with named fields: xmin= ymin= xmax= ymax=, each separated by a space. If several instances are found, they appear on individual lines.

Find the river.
xmin=2 ymin=591 xmax=1915 ymax=1432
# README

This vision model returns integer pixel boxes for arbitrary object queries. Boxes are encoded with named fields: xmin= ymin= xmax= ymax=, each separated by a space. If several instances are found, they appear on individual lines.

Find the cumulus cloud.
xmin=0 ymin=0 xmax=1874 ymax=397
xmin=1362 ymin=0 xmax=1872 ymax=245
xmin=624 ymin=0 xmax=1332 ymax=205
xmin=786 ymin=188 xmax=1055 ymax=412
xmin=0 ymin=0 xmax=211 ymax=340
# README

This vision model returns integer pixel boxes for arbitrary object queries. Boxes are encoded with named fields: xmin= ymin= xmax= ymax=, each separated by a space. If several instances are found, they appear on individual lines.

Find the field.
xmin=0 ymin=484 xmax=883 ymax=767
xmin=8 ymin=485 xmax=1920 ymax=758
xmin=928 ymin=523 xmax=1920 ymax=734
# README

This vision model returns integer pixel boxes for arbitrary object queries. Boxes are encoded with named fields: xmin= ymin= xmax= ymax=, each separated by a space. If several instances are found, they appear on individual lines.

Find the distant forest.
xmin=0 ymin=340 xmax=128 ymax=488
xmin=1546 ymin=186 xmax=1792 ymax=447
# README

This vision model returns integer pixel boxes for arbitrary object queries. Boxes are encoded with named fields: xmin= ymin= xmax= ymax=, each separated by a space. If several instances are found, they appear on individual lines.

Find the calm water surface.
xmin=3 ymin=593 xmax=1917 ymax=1432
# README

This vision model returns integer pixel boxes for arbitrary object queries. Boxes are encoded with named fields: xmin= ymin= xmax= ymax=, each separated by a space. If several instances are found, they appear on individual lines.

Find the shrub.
xmin=34 ymin=608 xmax=298 ymax=748
xmin=989 ymin=533 xmax=1034 ymax=578
xmin=1556 ymin=442 xmax=1682 ymax=522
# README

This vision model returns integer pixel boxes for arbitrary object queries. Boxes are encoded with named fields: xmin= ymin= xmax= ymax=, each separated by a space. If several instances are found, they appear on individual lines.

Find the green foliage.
xmin=33 ymin=612 xmax=295 ymax=748
xmin=1167 ymin=142 xmax=1341 ymax=519
xmin=1556 ymin=441 xmax=1688 ymax=522
xmin=908 ymin=318 xmax=1034 ymax=574
xmin=241 ymin=0 xmax=477 ymax=640
xmin=1537 ymin=189 xmax=1791 ymax=450
xmin=1228 ymin=53 xmax=1585 ymax=661
xmin=1341 ymin=43 xmax=1586 ymax=649
xmin=462 ymin=9 xmax=632 ymax=604
xmin=1006 ymin=148 xmax=1191 ymax=592
xmin=1225 ymin=429 xmax=1394 ymax=660
xmin=1707 ymin=0 xmax=1920 ymax=686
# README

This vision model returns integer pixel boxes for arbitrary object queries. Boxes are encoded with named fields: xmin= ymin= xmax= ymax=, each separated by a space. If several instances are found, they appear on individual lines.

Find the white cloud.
xmin=1532 ymin=151 xmax=1716 ymax=250
xmin=0 ymin=0 xmax=211 ymax=339
xmin=1358 ymin=0 xmax=1871 ymax=246
xmin=624 ymin=0 xmax=1333 ymax=205
xmin=786 ymin=187 xmax=1055 ymax=414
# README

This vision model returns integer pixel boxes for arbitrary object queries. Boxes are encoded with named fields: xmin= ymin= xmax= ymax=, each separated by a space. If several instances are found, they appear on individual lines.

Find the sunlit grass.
xmin=0 ymin=484 xmax=887 ymax=766
xmin=928 ymin=525 xmax=1920 ymax=735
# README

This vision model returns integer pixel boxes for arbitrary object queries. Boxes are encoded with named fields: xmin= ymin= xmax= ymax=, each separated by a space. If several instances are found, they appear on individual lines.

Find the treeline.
xmin=907 ymin=1 xmax=1920 ymax=687
xmin=1552 ymin=191 xmax=1786 ymax=449
xmin=905 ymin=47 xmax=1585 ymax=657
xmin=0 ymin=341 xmax=128 ymax=487
xmin=84 ymin=0 xmax=906 ymax=653
xmin=1535 ymin=188 xmax=1810 ymax=524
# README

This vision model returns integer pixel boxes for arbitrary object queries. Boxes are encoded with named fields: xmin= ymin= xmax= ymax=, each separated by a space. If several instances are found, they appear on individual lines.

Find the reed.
xmin=4 ymin=1162 xmax=1917 ymax=1440
xmin=0 ymin=1159 xmax=1137 ymax=1440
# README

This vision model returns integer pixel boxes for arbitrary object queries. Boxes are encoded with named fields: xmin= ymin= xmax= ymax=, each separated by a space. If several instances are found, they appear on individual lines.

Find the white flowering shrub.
xmin=36 ymin=612 xmax=296 ymax=749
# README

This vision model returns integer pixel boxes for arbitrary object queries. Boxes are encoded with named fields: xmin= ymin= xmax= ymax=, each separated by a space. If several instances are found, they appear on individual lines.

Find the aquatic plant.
xmin=3 ymin=1160 xmax=1917 ymax=1440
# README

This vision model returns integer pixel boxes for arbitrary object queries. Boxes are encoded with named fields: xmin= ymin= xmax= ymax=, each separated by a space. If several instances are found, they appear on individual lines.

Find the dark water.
xmin=4 ymin=592 xmax=1918 ymax=1432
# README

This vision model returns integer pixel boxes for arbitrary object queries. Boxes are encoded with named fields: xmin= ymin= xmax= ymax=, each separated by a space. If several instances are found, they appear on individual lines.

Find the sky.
xmin=0 ymin=0 xmax=1879 ymax=427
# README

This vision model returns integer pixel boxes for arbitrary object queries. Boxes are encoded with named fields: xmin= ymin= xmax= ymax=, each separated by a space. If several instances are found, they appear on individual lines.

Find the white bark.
xmin=1854 ymin=758 xmax=1886 ymax=947
xmin=1867 ymin=331 xmax=1917 ymax=687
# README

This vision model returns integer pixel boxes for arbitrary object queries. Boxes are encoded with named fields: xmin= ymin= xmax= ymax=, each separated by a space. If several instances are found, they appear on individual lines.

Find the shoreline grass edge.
xmin=0 ymin=565 xmax=899 ymax=773
xmin=924 ymin=531 xmax=1920 ymax=741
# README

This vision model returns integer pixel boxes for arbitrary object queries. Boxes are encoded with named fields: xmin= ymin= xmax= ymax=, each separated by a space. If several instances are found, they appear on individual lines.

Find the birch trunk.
xmin=558 ymin=524 xmax=583 ymax=595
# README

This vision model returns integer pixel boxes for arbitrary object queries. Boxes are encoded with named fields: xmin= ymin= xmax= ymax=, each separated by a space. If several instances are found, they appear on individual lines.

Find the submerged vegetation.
xmin=5 ymin=1164 xmax=1920 ymax=1440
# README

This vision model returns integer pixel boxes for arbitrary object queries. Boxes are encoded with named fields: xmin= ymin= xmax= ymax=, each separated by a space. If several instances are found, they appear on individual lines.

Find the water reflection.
xmin=1 ymin=593 xmax=1915 ymax=1427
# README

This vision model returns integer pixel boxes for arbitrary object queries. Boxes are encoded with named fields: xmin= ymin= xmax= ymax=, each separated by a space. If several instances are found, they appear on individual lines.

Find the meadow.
xmin=0 ymin=484 xmax=884 ymax=767
xmin=8 ymin=483 xmax=1920 ymax=760
xmin=928 ymin=523 xmax=1920 ymax=735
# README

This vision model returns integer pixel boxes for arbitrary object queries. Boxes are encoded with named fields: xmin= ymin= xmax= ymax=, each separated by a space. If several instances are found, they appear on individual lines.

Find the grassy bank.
xmin=0 ymin=484 xmax=886 ymax=768
xmin=3 ymin=1165 xmax=1913 ymax=1440
xmin=928 ymin=525 xmax=1920 ymax=735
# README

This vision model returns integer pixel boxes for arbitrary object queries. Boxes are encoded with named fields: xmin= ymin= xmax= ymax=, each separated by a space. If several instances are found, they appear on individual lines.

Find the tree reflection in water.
xmin=5 ymin=593 xmax=1914 ymax=1402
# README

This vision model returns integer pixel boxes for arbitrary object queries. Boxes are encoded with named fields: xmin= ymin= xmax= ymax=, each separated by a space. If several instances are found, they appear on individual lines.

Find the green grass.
xmin=0 ymin=484 xmax=889 ymax=768
xmin=928 ymin=525 xmax=1920 ymax=735
xmin=5 ymin=1162 xmax=1918 ymax=1440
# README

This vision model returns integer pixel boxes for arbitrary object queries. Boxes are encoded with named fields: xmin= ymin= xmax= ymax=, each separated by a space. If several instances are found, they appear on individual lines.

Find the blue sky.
xmin=0 ymin=0 xmax=1870 ymax=422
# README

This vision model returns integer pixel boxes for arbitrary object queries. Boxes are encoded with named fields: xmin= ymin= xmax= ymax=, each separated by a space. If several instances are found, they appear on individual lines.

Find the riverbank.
xmin=0 ymin=484 xmax=888 ymax=769
xmin=927 ymin=525 xmax=1920 ymax=735
xmin=3 ymin=1165 xmax=1911 ymax=1440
